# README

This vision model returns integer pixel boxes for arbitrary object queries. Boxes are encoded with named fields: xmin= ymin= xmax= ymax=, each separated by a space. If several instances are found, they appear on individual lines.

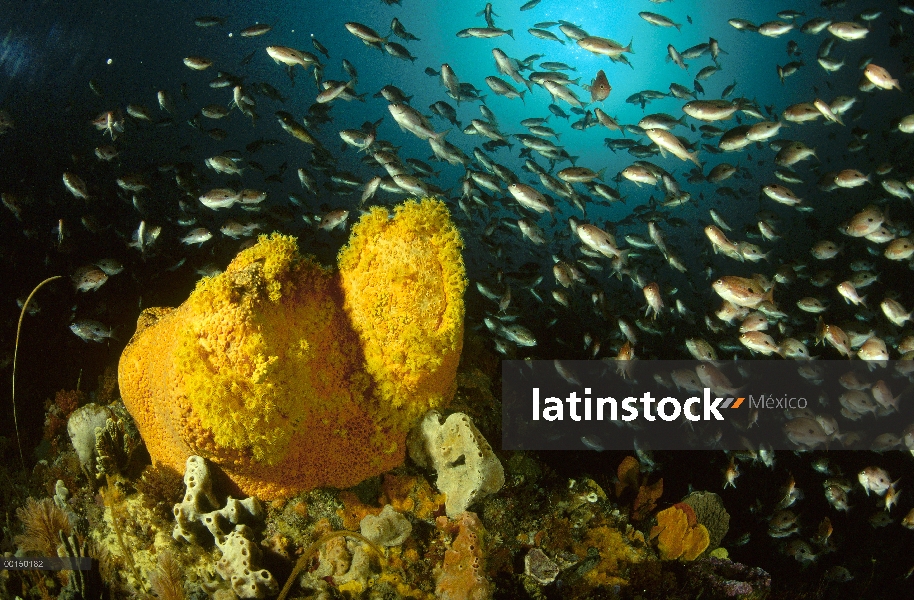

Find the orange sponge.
xmin=118 ymin=198 xmax=465 ymax=499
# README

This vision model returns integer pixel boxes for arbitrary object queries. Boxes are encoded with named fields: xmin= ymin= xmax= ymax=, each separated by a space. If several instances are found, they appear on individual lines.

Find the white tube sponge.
xmin=173 ymin=455 xmax=220 ymax=544
xmin=216 ymin=526 xmax=278 ymax=599
xmin=172 ymin=456 xmax=277 ymax=599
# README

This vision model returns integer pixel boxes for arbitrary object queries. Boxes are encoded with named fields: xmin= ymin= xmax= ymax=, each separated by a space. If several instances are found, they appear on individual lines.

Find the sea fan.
xmin=14 ymin=497 xmax=72 ymax=556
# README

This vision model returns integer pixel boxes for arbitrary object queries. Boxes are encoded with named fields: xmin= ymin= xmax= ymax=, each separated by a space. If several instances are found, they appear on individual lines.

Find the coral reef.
xmin=118 ymin=198 xmax=466 ymax=499
xmin=10 ymin=261 xmax=779 ymax=600
xmin=649 ymin=504 xmax=711 ymax=561
xmin=408 ymin=410 xmax=504 ymax=518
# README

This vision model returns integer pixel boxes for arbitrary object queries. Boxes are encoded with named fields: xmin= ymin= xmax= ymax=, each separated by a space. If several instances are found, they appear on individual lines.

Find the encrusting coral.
xmin=118 ymin=198 xmax=466 ymax=499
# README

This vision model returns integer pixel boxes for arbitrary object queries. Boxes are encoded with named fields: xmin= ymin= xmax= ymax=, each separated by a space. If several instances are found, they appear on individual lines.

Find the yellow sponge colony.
xmin=338 ymin=199 xmax=467 ymax=429
xmin=118 ymin=198 xmax=466 ymax=499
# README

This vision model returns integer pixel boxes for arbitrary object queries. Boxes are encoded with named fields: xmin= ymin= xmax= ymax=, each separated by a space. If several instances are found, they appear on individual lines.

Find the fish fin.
xmin=765 ymin=282 xmax=776 ymax=307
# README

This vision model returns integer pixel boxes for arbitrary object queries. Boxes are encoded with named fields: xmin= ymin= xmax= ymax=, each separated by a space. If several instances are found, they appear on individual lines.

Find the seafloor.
xmin=5 ymin=327 xmax=901 ymax=600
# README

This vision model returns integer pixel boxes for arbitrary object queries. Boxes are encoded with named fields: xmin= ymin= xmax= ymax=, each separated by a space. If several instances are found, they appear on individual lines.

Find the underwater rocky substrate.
xmin=1 ymin=330 xmax=781 ymax=600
